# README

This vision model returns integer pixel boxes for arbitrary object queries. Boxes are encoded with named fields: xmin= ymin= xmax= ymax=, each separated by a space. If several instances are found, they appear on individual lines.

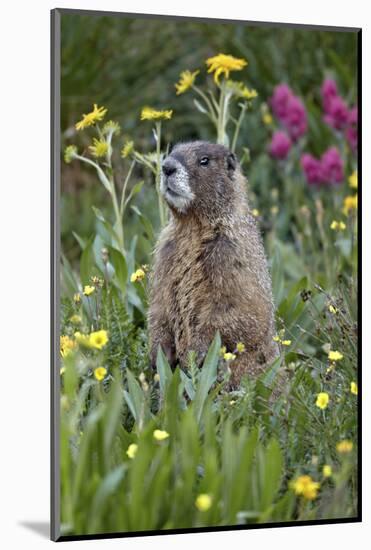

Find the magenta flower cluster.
xmin=321 ymin=78 xmax=358 ymax=152
xmin=300 ymin=146 xmax=344 ymax=186
xmin=268 ymin=84 xmax=307 ymax=160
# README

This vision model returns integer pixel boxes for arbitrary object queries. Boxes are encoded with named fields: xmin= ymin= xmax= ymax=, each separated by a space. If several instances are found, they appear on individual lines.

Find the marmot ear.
xmin=227 ymin=152 xmax=236 ymax=171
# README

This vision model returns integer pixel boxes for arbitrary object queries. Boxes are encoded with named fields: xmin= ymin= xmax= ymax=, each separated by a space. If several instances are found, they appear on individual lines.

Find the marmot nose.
xmin=162 ymin=158 xmax=177 ymax=177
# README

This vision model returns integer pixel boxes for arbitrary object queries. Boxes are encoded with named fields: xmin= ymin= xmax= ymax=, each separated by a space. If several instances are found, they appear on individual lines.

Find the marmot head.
xmin=161 ymin=141 xmax=246 ymax=220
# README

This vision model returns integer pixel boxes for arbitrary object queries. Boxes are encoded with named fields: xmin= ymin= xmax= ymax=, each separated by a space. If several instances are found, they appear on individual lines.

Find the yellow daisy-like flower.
xmin=89 ymin=138 xmax=109 ymax=158
xmin=328 ymin=350 xmax=343 ymax=362
xmin=83 ymin=285 xmax=95 ymax=297
xmin=195 ymin=493 xmax=213 ymax=512
xmin=69 ymin=314 xmax=81 ymax=325
xmin=74 ymin=331 xmax=91 ymax=347
xmin=223 ymin=352 xmax=236 ymax=362
xmin=226 ymin=80 xmax=257 ymax=100
xmin=252 ymin=208 xmax=260 ymax=217
xmin=236 ymin=342 xmax=245 ymax=353
xmin=126 ymin=443 xmax=138 ymax=459
xmin=121 ymin=140 xmax=134 ymax=158
xmin=343 ymin=195 xmax=358 ymax=216
xmin=103 ymin=120 xmax=121 ymax=136
xmin=140 ymin=107 xmax=173 ymax=121
xmin=219 ymin=346 xmax=227 ymax=357
xmin=348 ymin=170 xmax=358 ymax=189
xmin=322 ymin=465 xmax=332 ymax=478
xmin=64 ymin=145 xmax=78 ymax=164
xmin=316 ymin=392 xmax=329 ymax=410
xmin=73 ymin=293 xmax=81 ymax=304
xmin=60 ymin=335 xmax=76 ymax=358
xmin=350 ymin=381 xmax=358 ymax=395
xmin=75 ymin=104 xmax=107 ymax=131
xmin=336 ymin=440 xmax=353 ymax=454
xmin=281 ymin=340 xmax=292 ymax=346
xmin=89 ymin=330 xmax=109 ymax=350
xmin=330 ymin=220 xmax=346 ymax=231
xmin=273 ymin=335 xmax=280 ymax=342
xmin=130 ymin=268 xmax=145 ymax=283
xmin=291 ymin=475 xmax=320 ymax=500
xmin=94 ymin=366 xmax=107 ymax=381
xmin=175 ymin=69 xmax=200 ymax=95
xmin=206 ymin=53 xmax=248 ymax=84
xmin=328 ymin=304 xmax=338 ymax=314
xmin=153 ymin=429 xmax=170 ymax=441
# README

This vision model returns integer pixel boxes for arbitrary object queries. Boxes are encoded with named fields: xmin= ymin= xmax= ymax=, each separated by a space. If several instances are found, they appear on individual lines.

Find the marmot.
xmin=148 ymin=141 xmax=278 ymax=387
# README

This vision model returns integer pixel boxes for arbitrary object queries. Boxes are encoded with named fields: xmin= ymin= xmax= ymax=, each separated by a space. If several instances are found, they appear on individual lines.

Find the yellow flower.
xmin=343 ymin=195 xmax=358 ymax=216
xmin=83 ymin=285 xmax=95 ymax=296
xmin=350 ymin=381 xmax=358 ymax=395
xmin=262 ymin=112 xmax=273 ymax=125
xmin=130 ymin=268 xmax=145 ymax=283
xmin=206 ymin=53 xmax=248 ymax=84
xmin=328 ymin=304 xmax=338 ymax=314
xmin=281 ymin=340 xmax=291 ymax=346
xmin=126 ymin=443 xmax=138 ymax=459
xmin=273 ymin=335 xmax=280 ymax=342
xmin=195 ymin=493 xmax=212 ymax=512
xmin=236 ymin=342 xmax=245 ymax=353
xmin=89 ymin=138 xmax=109 ymax=158
xmin=121 ymin=140 xmax=134 ymax=158
xmin=102 ymin=120 xmax=120 ymax=136
xmin=330 ymin=220 xmax=346 ymax=231
xmin=336 ymin=440 xmax=353 ymax=454
xmin=219 ymin=345 xmax=227 ymax=357
xmin=323 ymin=465 xmax=332 ymax=478
xmin=75 ymin=104 xmax=107 ymax=131
xmin=60 ymin=335 xmax=76 ymax=358
xmin=328 ymin=350 xmax=343 ymax=362
xmin=74 ymin=331 xmax=92 ymax=347
xmin=226 ymin=80 xmax=257 ymax=100
xmin=64 ymin=145 xmax=78 ymax=164
xmin=316 ymin=392 xmax=330 ymax=410
xmin=291 ymin=475 xmax=320 ymax=500
xmin=223 ymin=352 xmax=236 ymax=362
xmin=89 ymin=330 xmax=109 ymax=350
xmin=140 ymin=107 xmax=173 ymax=121
xmin=94 ymin=367 xmax=107 ymax=381
xmin=73 ymin=293 xmax=81 ymax=304
xmin=348 ymin=171 xmax=358 ymax=189
xmin=252 ymin=208 xmax=260 ymax=217
xmin=175 ymin=70 xmax=200 ymax=95
xmin=69 ymin=314 xmax=81 ymax=325
xmin=153 ymin=429 xmax=170 ymax=441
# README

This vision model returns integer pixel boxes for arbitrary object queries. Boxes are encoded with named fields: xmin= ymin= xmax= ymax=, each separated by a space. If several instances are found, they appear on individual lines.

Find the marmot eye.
xmin=200 ymin=156 xmax=209 ymax=166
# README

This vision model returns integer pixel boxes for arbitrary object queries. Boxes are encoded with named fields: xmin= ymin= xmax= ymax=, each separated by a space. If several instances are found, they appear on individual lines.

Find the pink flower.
xmin=270 ymin=84 xmax=293 ymax=120
xmin=282 ymin=95 xmax=308 ymax=141
xmin=269 ymin=130 xmax=292 ymax=160
xmin=301 ymin=153 xmax=324 ymax=185
xmin=321 ymin=78 xmax=338 ymax=112
xmin=345 ymin=106 xmax=358 ymax=152
xmin=323 ymin=95 xmax=349 ymax=130
xmin=321 ymin=147 xmax=344 ymax=184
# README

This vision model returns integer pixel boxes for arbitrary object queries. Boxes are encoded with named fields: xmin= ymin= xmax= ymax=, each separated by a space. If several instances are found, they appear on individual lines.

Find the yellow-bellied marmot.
xmin=148 ymin=141 xmax=278 ymax=387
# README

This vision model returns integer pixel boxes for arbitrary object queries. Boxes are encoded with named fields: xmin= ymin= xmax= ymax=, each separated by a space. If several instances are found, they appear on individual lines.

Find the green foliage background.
xmin=59 ymin=12 xmax=358 ymax=538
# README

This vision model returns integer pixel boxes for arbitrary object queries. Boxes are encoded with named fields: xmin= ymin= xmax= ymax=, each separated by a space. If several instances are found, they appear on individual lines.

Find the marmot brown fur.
xmin=148 ymin=141 xmax=278 ymax=387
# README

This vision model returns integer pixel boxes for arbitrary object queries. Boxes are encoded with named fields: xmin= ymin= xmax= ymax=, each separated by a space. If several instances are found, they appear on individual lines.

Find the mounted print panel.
xmin=51 ymin=8 xmax=361 ymax=541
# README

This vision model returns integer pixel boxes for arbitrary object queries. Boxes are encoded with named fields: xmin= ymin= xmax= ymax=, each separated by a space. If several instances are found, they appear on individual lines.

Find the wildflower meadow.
xmin=58 ymin=14 xmax=359 ymax=537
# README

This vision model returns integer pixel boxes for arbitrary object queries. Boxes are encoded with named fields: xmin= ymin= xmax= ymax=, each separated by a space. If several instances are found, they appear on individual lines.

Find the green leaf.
xmin=156 ymin=346 xmax=173 ymax=399
xmin=131 ymin=205 xmax=155 ymax=243
xmin=80 ymin=236 xmax=94 ymax=285
xmin=107 ymin=246 xmax=128 ymax=296
xmin=193 ymin=332 xmax=221 ymax=424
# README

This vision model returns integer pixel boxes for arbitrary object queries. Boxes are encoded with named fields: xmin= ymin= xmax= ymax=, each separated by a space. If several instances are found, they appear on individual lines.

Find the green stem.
xmin=231 ymin=103 xmax=247 ymax=153
xmin=120 ymin=159 xmax=136 ymax=216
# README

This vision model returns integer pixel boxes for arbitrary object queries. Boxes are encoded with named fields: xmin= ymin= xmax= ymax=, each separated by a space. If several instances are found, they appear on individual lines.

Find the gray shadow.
xmin=19 ymin=521 xmax=50 ymax=539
